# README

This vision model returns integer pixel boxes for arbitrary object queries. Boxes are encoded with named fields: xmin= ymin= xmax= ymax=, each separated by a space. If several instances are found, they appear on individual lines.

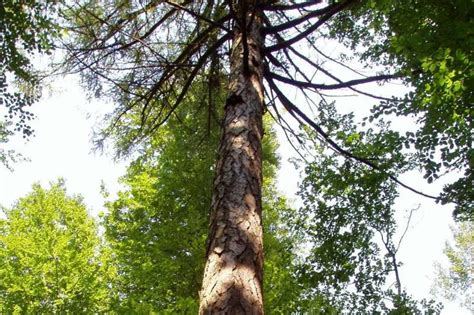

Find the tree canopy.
xmin=0 ymin=180 xmax=110 ymax=313
xmin=0 ymin=0 xmax=60 ymax=138
xmin=62 ymin=0 xmax=472 ymax=220
xmin=325 ymin=0 xmax=473 ymax=219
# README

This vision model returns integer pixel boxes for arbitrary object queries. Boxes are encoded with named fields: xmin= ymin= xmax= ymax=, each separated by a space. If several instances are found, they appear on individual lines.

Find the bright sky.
xmin=0 ymin=77 xmax=128 ymax=214
xmin=0 ymin=75 xmax=469 ymax=314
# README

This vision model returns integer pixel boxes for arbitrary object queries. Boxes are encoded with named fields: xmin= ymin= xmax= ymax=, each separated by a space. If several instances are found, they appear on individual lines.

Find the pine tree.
xmin=63 ymin=0 xmax=472 ymax=312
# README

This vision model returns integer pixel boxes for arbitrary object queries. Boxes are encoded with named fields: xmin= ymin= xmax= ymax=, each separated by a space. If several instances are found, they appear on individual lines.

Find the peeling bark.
xmin=199 ymin=3 xmax=265 ymax=314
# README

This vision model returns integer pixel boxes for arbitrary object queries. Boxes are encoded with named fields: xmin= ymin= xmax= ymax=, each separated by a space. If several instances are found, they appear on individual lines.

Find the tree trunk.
xmin=199 ymin=3 xmax=265 ymax=314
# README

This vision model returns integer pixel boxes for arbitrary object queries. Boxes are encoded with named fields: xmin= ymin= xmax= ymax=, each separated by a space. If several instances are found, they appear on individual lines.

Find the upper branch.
xmin=282 ymin=46 xmax=396 ymax=101
xmin=164 ymin=1 xmax=231 ymax=32
xmin=259 ymin=1 xmax=322 ymax=11
xmin=263 ymin=4 xmax=338 ymax=34
xmin=268 ymin=71 xmax=400 ymax=90
xmin=142 ymin=14 xmax=230 ymax=106
xmin=143 ymin=33 xmax=232 ymax=137
xmin=264 ymin=0 xmax=358 ymax=52
xmin=265 ymin=75 xmax=439 ymax=201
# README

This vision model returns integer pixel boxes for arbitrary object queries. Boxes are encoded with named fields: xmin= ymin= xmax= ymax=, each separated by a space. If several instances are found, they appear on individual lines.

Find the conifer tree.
xmin=63 ymin=1 xmax=472 ymax=312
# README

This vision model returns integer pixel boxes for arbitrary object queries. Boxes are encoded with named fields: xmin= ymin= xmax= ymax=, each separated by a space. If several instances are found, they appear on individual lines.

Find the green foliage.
xmin=102 ymin=76 xmax=302 ymax=312
xmin=0 ymin=0 xmax=59 ymax=78
xmin=0 ymin=180 xmax=110 ymax=313
xmin=296 ymin=113 xmax=395 ymax=312
xmin=102 ymin=79 xmax=223 ymax=312
xmin=383 ymin=292 xmax=443 ymax=315
xmin=285 ymin=1 xmax=473 ymax=307
xmin=325 ymin=0 xmax=473 ymax=219
xmin=294 ymin=102 xmax=441 ymax=313
xmin=0 ymin=121 xmax=25 ymax=170
xmin=432 ymin=222 xmax=473 ymax=312
xmin=0 ymin=0 xmax=60 ymax=138
xmin=262 ymin=169 xmax=303 ymax=314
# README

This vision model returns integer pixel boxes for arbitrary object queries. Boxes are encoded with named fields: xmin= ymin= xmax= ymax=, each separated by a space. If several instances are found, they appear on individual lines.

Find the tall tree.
xmin=0 ymin=180 xmax=110 ymax=313
xmin=103 ymin=81 xmax=302 ymax=313
xmin=63 ymin=0 xmax=472 ymax=311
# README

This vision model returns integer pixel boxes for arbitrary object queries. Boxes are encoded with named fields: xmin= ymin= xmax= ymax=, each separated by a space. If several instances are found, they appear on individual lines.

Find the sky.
xmin=0 ymin=75 xmax=469 ymax=314
xmin=0 ymin=77 xmax=128 ymax=214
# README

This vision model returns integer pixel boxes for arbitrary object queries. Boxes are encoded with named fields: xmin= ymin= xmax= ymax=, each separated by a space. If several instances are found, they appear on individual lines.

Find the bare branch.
xmin=164 ymin=1 xmax=231 ymax=32
xmin=264 ymin=86 xmax=309 ymax=162
xmin=264 ymin=3 xmax=338 ymax=34
xmin=396 ymin=205 xmax=419 ymax=253
xmin=266 ymin=75 xmax=439 ymax=201
xmin=260 ymin=1 xmax=322 ymax=11
xmin=265 ymin=0 xmax=358 ymax=53
xmin=282 ymin=47 xmax=398 ymax=101
xmin=268 ymin=71 xmax=400 ymax=90
xmin=142 ymin=33 xmax=232 ymax=140
xmin=140 ymin=14 xmax=231 ymax=115
xmin=264 ymin=5 xmax=397 ymax=101
xmin=312 ymin=44 xmax=370 ymax=78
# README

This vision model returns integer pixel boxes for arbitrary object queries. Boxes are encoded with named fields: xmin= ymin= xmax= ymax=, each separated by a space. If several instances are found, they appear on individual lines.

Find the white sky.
xmin=0 ymin=75 xmax=469 ymax=314
xmin=0 ymin=77 xmax=128 ymax=215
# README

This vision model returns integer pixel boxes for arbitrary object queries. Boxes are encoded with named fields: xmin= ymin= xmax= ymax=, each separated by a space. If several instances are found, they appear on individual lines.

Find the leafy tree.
xmin=0 ymin=180 xmax=110 ymax=313
xmin=102 ymin=83 xmax=221 ymax=313
xmin=325 ymin=0 xmax=473 ymax=219
xmin=0 ymin=0 xmax=61 ymax=138
xmin=293 ymin=103 xmax=442 ymax=313
xmin=0 ymin=0 xmax=62 ymax=172
xmin=62 ymin=0 xmax=472 ymax=311
xmin=432 ymin=222 xmax=473 ymax=312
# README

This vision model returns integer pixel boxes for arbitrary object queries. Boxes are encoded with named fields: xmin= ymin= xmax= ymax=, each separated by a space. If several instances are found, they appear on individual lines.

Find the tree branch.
xmin=263 ymin=3 xmax=338 ymax=34
xmin=141 ymin=15 xmax=230 ymax=115
xmin=268 ymin=71 xmax=400 ymax=90
xmin=259 ymin=1 xmax=322 ymax=11
xmin=265 ymin=0 xmax=357 ymax=52
xmin=266 ymin=75 xmax=439 ymax=201
xmin=141 ymin=33 xmax=232 ymax=140
xmin=164 ymin=1 xmax=231 ymax=32
xmin=281 ymin=47 xmax=398 ymax=101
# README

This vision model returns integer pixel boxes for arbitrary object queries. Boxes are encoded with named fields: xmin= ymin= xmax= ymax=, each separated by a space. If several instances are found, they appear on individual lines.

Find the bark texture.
xmin=199 ymin=3 xmax=265 ymax=314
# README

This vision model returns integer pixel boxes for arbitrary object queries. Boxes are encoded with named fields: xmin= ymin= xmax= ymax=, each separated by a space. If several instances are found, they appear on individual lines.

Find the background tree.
xmin=324 ymin=0 xmax=473 ymax=219
xmin=292 ymin=104 xmax=442 ymax=313
xmin=62 ymin=0 xmax=472 ymax=311
xmin=103 ymin=81 xmax=302 ymax=313
xmin=432 ymin=222 xmax=473 ymax=312
xmin=0 ymin=180 xmax=110 ymax=313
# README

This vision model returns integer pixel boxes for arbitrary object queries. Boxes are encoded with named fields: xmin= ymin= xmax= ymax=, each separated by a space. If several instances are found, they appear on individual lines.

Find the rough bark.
xmin=199 ymin=3 xmax=265 ymax=314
